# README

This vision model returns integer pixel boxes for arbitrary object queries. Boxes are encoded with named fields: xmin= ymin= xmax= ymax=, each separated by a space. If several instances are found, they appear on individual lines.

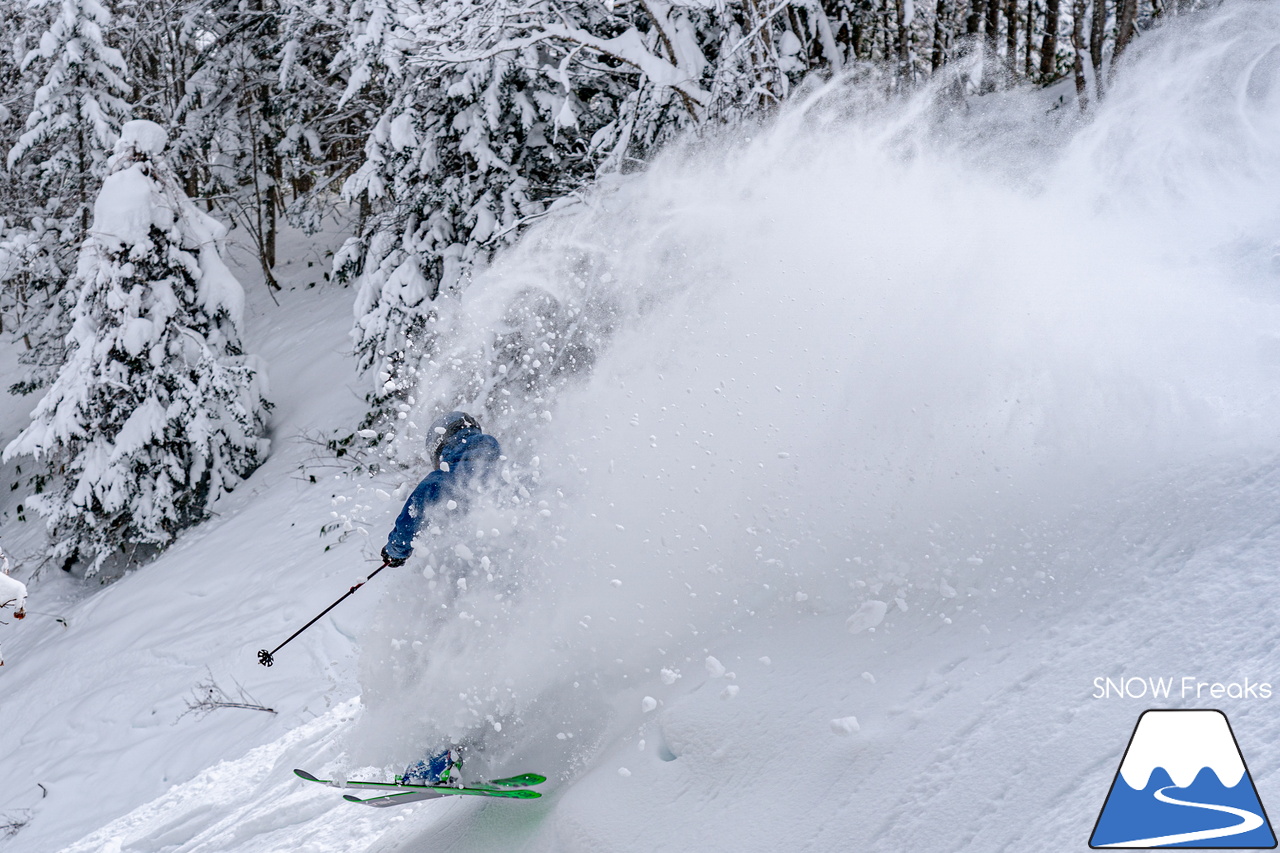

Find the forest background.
xmin=0 ymin=0 xmax=1200 ymax=574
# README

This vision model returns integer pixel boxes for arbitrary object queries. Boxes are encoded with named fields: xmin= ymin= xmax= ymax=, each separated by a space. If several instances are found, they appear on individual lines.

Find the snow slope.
xmin=6 ymin=4 xmax=1280 ymax=852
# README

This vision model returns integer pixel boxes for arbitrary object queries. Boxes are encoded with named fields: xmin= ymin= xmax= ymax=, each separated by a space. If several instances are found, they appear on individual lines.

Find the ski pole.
xmin=257 ymin=559 xmax=391 ymax=667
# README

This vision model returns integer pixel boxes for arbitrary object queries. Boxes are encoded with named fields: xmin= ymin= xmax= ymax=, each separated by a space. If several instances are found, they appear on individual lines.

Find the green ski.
xmin=294 ymin=768 xmax=546 ymax=807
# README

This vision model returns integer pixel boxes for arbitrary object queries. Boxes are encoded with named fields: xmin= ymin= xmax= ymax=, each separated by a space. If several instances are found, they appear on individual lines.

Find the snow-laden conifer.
xmin=3 ymin=0 xmax=131 ymax=394
xmin=3 ymin=120 xmax=270 ymax=576
xmin=7 ymin=0 xmax=131 ymax=222
xmin=337 ymin=0 xmax=699 ymax=426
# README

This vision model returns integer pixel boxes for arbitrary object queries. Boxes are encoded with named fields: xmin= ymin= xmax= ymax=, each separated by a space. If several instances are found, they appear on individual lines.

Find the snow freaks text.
xmin=1092 ymin=677 xmax=1274 ymax=700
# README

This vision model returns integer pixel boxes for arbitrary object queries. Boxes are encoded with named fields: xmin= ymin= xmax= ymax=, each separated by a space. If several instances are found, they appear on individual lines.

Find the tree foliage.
xmin=2 ymin=122 xmax=269 ymax=575
xmin=0 ymin=0 xmax=1211 ymax=569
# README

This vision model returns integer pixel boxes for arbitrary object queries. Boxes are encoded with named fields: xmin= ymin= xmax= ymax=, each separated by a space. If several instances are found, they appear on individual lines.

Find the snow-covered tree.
xmin=3 ymin=120 xmax=271 ymax=576
xmin=0 ymin=217 xmax=74 ymax=382
xmin=146 ymin=0 xmax=352 ymax=287
xmin=7 ymin=0 xmax=131 ymax=231
xmin=3 ymin=0 xmax=131 ymax=393
xmin=337 ymin=0 xmax=715 ymax=426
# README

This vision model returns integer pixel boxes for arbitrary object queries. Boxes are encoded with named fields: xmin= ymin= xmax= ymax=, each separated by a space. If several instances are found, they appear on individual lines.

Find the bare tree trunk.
xmin=256 ymin=2 xmax=279 ymax=274
xmin=933 ymin=0 xmax=951 ymax=70
xmin=743 ymin=0 xmax=784 ymax=108
xmin=1072 ymin=0 xmax=1089 ymax=109
xmin=896 ymin=0 xmax=915 ymax=83
xmin=266 ymin=137 xmax=279 ymax=271
xmin=985 ymin=0 xmax=1001 ymax=55
xmin=880 ymin=3 xmax=893 ymax=62
xmin=1024 ymin=0 xmax=1036 ymax=75
xmin=1114 ymin=0 xmax=1137 ymax=62
xmin=77 ymin=128 xmax=89 ymax=237
xmin=1006 ymin=0 xmax=1019 ymax=70
xmin=1090 ymin=0 xmax=1106 ymax=96
xmin=1041 ymin=0 xmax=1060 ymax=77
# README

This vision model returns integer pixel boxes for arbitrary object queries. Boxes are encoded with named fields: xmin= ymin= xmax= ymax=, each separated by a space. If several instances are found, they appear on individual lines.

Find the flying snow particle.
xmin=705 ymin=656 xmax=726 ymax=678
xmin=618 ymin=767 xmax=632 ymax=777
xmin=641 ymin=696 xmax=658 ymax=712
xmin=847 ymin=600 xmax=888 ymax=633
xmin=830 ymin=716 xmax=861 ymax=735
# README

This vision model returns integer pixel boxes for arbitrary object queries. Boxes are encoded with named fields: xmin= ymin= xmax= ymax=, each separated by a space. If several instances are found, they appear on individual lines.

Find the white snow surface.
xmin=3 ymin=5 xmax=1280 ymax=853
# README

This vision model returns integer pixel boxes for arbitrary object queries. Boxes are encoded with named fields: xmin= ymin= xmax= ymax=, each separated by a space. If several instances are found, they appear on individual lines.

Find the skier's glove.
xmin=381 ymin=547 xmax=407 ymax=567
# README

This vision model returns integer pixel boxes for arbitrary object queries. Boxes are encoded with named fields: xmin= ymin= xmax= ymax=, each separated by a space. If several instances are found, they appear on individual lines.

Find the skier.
xmin=379 ymin=410 xmax=502 ymax=569
xmin=379 ymin=410 xmax=502 ymax=786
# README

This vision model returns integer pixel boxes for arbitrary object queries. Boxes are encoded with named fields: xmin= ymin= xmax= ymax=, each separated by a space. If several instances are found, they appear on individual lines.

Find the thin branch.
xmin=408 ymin=23 xmax=708 ymax=119
xmin=725 ymin=0 xmax=793 ymax=60
xmin=0 ymin=810 xmax=31 ymax=839
xmin=178 ymin=670 xmax=277 ymax=721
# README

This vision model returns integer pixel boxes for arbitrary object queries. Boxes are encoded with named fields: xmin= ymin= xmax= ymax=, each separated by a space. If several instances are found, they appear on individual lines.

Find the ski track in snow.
xmin=55 ymin=699 xmax=392 ymax=853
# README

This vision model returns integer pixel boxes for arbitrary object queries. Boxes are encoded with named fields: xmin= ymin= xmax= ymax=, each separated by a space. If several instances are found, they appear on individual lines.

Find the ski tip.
xmin=488 ymin=772 xmax=548 ymax=787
xmin=341 ymin=794 xmax=366 ymax=804
xmin=294 ymin=769 xmax=321 ymax=782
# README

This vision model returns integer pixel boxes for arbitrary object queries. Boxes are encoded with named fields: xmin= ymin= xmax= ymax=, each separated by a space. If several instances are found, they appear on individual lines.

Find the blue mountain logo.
xmin=1091 ymin=709 xmax=1276 ymax=848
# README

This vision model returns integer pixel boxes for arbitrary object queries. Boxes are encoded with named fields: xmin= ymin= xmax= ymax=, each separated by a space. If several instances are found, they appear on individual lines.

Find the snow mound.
xmin=830 ymin=716 xmax=860 ymax=735
xmin=92 ymin=164 xmax=158 ymax=251
xmin=0 ymin=572 xmax=27 ymax=613
xmin=117 ymin=119 xmax=169 ymax=157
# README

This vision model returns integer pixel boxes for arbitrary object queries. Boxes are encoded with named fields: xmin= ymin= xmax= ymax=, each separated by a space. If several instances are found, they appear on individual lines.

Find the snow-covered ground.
xmin=5 ymin=4 xmax=1280 ymax=852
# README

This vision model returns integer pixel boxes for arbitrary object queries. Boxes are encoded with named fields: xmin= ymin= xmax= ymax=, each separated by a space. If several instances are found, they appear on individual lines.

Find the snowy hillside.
xmin=5 ymin=4 xmax=1280 ymax=852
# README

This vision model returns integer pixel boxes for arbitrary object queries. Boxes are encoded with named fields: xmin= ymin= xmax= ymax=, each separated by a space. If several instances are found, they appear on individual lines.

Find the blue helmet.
xmin=428 ymin=411 xmax=480 ymax=467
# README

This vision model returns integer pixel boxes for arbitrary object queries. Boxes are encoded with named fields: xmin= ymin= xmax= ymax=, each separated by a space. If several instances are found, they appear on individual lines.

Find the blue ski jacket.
xmin=383 ymin=426 xmax=502 ymax=561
